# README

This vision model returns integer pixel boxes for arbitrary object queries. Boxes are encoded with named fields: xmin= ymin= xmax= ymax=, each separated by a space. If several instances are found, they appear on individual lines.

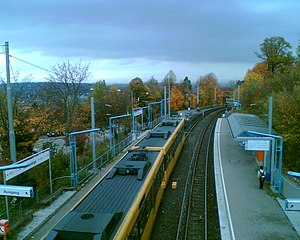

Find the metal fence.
xmin=77 ymin=133 xmax=133 ymax=185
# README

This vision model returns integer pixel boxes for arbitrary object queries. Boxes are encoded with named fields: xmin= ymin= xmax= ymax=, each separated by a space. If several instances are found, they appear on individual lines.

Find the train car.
xmin=45 ymin=117 xmax=186 ymax=240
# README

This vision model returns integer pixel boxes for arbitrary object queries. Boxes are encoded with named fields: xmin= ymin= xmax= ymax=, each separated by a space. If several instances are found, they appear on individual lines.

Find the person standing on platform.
xmin=257 ymin=166 xmax=266 ymax=190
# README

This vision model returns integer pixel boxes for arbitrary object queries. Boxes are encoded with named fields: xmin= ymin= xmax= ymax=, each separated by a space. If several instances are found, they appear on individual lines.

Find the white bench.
xmin=285 ymin=198 xmax=300 ymax=211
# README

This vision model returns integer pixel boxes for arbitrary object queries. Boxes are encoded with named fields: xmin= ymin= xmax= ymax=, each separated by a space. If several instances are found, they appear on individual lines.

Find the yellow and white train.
xmin=45 ymin=116 xmax=191 ymax=240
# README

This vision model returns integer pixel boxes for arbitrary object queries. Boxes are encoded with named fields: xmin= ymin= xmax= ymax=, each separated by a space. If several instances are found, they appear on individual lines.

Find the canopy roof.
xmin=227 ymin=113 xmax=277 ymax=139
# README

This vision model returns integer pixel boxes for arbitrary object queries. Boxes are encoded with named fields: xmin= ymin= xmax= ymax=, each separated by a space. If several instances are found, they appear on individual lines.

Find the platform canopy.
xmin=227 ymin=113 xmax=283 ymax=196
xmin=227 ymin=113 xmax=277 ymax=139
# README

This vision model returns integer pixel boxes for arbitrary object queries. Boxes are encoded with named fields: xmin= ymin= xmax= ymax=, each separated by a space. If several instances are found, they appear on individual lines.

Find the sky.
xmin=0 ymin=0 xmax=299 ymax=86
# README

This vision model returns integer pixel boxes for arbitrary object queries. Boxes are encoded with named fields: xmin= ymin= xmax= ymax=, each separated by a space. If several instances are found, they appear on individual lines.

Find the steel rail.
xmin=176 ymin=109 xmax=223 ymax=240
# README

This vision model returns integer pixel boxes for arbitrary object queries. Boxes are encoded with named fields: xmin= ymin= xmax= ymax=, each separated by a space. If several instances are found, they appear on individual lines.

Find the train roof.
xmin=47 ymin=150 xmax=160 ymax=239
xmin=136 ymin=117 xmax=183 ymax=148
xmin=46 ymin=117 xmax=185 ymax=240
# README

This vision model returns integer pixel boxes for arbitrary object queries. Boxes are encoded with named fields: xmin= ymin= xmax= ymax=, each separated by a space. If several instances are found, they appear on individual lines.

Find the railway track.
xmin=178 ymin=110 xmax=221 ymax=239
xmin=151 ymin=108 xmax=223 ymax=240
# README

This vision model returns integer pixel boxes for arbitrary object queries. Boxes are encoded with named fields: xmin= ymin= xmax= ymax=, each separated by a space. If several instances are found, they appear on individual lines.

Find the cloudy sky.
xmin=0 ymin=0 xmax=299 ymax=85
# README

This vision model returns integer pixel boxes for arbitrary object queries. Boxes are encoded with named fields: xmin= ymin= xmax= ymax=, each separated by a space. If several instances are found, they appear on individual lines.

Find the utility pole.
xmin=164 ymin=86 xmax=167 ymax=117
xmin=91 ymin=97 xmax=96 ymax=172
xmin=196 ymin=84 xmax=199 ymax=105
xmin=236 ymin=80 xmax=244 ymax=109
xmin=5 ymin=42 xmax=17 ymax=163
xmin=168 ymin=84 xmax=171 ymax=117
xmin=268 ymin=97 xmax=273 ymax=134
xmin=214 ymin=87 xmax=216 ymax=106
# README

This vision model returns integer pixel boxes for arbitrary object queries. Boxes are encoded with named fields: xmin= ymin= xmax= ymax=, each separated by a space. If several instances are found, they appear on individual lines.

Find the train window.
xmin=139 ymin=194 xmax=145 ymax=210
xmin=145 ymin=190 xmax=153 ymax=218
xmin=129 ymin=222 xmax=140 ymax=240
xmin=129 ymin=203 xmax=147 ymax=240
xmin=170 ymin=143 xmax=176 ymax=157
xmin=163 ymin=155 xmax=169 ymax=168
xmin=153 ymin=165 xmax=163 ymax=197
xmin=138 ymin=203 xmax=147 ymax=236
xmin=168 ymin=152 xmax=172 ymax=162
xmin=153 ymin=175 xmax=160 ymax=198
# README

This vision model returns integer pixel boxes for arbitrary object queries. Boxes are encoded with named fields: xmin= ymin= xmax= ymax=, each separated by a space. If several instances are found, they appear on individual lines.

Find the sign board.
xmin=133 ymin=109 xmax=143 ymax=117
xmin=245 ymin=140 xmax=270 ymax=151
xmin=0 ymin=226 xmax=4 ymax=235
xmin=4 ymin=149 xmax=50 ymax=181
xmin=0 ymin=185 xmax=34 ymax=198
xmin=0 ymin=219 xmax=9 ymax=236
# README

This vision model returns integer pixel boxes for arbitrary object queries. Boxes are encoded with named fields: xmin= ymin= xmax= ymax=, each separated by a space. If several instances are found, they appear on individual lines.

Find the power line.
xmin=9 ymin=55 xmax=56 ymax=74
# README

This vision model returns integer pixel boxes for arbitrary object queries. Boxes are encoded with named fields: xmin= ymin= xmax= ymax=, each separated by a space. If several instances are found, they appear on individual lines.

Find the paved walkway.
xmin=215 ymin=118 xmax=299 ymax=239
xmin=17 ymin=191 xmax=76 ymax=239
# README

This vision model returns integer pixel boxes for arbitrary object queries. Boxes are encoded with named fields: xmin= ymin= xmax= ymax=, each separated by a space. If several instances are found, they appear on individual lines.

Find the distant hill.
xmin=0 ymin=82 xmax=90 ymax=102
xmin=0 ymin=82 xmax=129 ymax=103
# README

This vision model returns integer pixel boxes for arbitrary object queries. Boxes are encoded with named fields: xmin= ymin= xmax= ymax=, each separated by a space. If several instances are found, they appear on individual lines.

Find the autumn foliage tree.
xmin=255 ymin=36 xmax=294 ymax=73
xmin=145 ymin=77 xmax=163 ymax=102
xmin=242 ymin=36 xmax=300 ymax=171
xmin=0 ymin=78 xmax=39 ymax=161
xmin=129 ymin=77 xmax=150 ymax=107
xmin=170 ymin=84 xmax=184 ymax=111
xmin=198 ymin=73 xmax=221 ymax=106
xmin=240 ymin=68 xmax=265 ymax=112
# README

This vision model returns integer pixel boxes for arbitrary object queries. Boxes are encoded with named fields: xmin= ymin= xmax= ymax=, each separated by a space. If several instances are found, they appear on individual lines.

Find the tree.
xmin=170 ymin=84 xmax=184 ymax=111
xmin=241 ymin=70 xmax=265 ymax=113
xmin=296 ymin=39 xmax=300 ymax=62
xmin=250 ymin=62 xmax=272 ymax=78
xmin=181 ymin=76 xmax=192 ymax=95
xmin=0 ymin=89 xmax=8 ymax=135
xmin=146 ymin=76 xmax=159 ymax=86
xmin=129 ymin=77 xmax=149 ymax=107
xmin=273 ymin=86 xmax=300 ymax=171
xmin=0 ymin=76 xmax=39 ymax=161
xmin=198 ymin=73 xmax=221 ymax=105
xmin=255 ymin=36 xmax=294 ymax=73
xmin=163 ymin=70 xmax=177 ymax=86
xmin=242 ymin=37 xmax=300 ymax=173
xmin=145 ymin=77 xmax=163 ymax=102
xmin=44 ymin=60 xmax=91 ymax=134
xmin=92 ymin=80 xmax=109 ymax=127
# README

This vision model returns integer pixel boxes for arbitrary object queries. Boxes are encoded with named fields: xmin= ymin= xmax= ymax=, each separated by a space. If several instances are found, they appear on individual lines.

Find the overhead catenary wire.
xmin=8 ymin=55 xmax=80 ymax=82
xmin=9 ymin=55 xmax=56 ymax=75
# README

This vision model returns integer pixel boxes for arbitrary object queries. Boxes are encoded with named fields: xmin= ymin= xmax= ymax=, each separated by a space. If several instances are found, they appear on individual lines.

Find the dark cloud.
xmin=1 ymin=0 xmax=300 ymax=82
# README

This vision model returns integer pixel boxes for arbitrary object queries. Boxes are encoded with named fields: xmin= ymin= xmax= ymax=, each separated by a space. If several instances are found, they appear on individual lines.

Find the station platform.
xmin=214 ymin=117 xmax=300 ymax=239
